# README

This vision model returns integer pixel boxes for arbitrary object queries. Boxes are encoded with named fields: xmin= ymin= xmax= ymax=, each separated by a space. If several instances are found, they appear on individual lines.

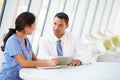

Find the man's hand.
xmin=68 ymin=59 xmax=81 ymax=66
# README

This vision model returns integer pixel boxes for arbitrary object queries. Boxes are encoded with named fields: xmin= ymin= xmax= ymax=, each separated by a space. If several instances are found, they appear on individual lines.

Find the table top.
xmin=19 ymin=62 xmax=120 ymax=80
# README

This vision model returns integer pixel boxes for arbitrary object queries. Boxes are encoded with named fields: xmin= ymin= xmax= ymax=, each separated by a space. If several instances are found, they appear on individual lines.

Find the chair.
xmin=103 ymin=39 xmax=114 ymax=50
xmin=97 ymin=54 xmax=120 ymax=62
xmin=111 ymin=36 xmax=120 ymax=46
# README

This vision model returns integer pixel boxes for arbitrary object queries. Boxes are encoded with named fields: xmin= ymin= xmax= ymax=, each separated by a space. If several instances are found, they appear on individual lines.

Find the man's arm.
xmin=73 ymin=38 xmax=93 ymax=65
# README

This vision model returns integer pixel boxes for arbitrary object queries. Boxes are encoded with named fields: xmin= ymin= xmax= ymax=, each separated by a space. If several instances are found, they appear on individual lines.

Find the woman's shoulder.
xmin=6 ymin=34 xmax=20 ymax=44
xmin=7 ymin=34 xmax=17 ymax=41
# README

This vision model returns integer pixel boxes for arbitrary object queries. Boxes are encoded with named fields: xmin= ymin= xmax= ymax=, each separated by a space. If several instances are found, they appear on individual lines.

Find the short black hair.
xmin=54 ymin=12 xmax=69 ymax=24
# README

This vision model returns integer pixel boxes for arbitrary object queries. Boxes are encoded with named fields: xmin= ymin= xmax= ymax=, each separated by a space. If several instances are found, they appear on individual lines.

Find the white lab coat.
xmin=37 ymin=32 xmax=93 ymax=64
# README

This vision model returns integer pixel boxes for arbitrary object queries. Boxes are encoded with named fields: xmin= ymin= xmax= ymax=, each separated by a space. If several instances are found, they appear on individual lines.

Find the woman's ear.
xmin=25 ymin=24 xmax=29 ymax=27
xmin=66 ymin=23 xmax=69 ymax=28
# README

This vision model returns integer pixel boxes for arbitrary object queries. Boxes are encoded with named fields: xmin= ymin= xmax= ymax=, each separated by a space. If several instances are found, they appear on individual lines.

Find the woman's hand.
xmin=47 ymin=58 xmax=61 ymax=67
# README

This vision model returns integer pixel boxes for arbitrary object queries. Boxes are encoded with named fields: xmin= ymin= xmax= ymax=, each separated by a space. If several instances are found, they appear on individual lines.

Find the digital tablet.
xmin=57 ymin=56 xmax=73 ymax=65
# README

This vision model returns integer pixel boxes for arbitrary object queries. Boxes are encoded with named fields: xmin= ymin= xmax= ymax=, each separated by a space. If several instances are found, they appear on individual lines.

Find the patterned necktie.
xmin=56 ymin=40 xmax=63 ymax=56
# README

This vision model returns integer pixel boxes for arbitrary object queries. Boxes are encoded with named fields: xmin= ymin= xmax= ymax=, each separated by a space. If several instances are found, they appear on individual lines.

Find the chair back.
xmin=97 ymin=54 xmax=120 ymax=62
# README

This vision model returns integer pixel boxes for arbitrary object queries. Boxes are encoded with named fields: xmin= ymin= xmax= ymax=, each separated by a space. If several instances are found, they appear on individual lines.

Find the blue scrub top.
xmin=0 ymin=34 xmax=33 ymax=80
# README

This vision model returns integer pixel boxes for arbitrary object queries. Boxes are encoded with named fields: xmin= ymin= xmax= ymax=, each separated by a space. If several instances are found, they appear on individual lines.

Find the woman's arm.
xmin=32 ymin=53 xmax=37 ymax=61
xmin=14 ymin=54 xmax=60 ymax=68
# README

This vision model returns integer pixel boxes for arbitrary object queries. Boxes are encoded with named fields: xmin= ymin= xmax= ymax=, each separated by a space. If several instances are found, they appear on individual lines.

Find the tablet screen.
xmin=57 ymin=56 xmax=72 ymax=65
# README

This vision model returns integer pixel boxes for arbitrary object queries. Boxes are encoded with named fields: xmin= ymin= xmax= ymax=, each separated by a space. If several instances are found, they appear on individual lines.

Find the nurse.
xmin=0 ymin=12 xmax=60 ymax=80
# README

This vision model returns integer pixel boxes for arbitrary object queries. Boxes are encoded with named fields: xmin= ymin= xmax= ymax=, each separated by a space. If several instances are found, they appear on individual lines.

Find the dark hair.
xmin=54 ymin=12 xmax=69 ymax=24
xmin=1 ymin=12 xmax=35 ymax=51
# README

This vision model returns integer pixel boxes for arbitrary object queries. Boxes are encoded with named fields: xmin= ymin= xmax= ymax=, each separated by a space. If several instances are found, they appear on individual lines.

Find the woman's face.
xmin=25 ymin=23 xmax=36 ymax=35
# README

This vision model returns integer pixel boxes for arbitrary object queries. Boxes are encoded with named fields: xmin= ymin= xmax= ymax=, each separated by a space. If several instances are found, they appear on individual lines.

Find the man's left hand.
xmin=68 ymin=59 xmax=81 ymax=66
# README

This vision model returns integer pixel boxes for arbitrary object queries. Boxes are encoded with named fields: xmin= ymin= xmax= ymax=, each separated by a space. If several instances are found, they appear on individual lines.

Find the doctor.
xmin=37 ymin=12 xmax=93 ymax=66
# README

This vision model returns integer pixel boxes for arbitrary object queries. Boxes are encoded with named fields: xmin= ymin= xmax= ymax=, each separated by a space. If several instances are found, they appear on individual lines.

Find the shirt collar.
xmin=52 ymin=32 xmax=67 ymax=42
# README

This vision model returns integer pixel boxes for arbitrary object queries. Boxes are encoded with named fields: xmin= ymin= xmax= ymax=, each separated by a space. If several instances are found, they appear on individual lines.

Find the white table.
xmin=19 ymin=62 xmax=120 ymax=80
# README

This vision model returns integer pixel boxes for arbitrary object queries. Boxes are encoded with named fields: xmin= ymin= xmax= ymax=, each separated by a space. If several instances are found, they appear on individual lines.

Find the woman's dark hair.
xmin=1 ymin=12 xmax=35 ymax=51
xmin=54 ymin=12 xmax=69 ymax=24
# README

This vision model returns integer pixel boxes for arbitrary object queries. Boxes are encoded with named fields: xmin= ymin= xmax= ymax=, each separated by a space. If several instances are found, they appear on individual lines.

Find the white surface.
xmin=36 ymin=66 xmax=62 ymax=69
xmin=20 ymin=62 xmax=120 ymax=80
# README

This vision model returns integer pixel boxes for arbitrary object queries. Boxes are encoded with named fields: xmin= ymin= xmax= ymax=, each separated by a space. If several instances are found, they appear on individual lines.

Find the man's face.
xmin=53 ymin=17 xmax=68 ymax=38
